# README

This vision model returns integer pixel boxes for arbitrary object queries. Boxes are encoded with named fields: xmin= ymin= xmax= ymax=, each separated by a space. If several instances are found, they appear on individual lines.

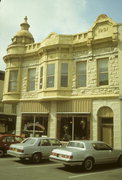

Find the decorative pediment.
xmin=41 ymin=32 xmax=59 ymax=47
xmin=89 ymin=14 xmax=118 ymax=41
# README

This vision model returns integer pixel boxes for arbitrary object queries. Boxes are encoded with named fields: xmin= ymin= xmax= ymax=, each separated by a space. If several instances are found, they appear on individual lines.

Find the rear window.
xmin=22 ymin=138 xmax=36 ymax=145
xmin=67 ymin=142 xmax=84 ymax=148
xmin=15 ymin=137 xmax=23 ymax=143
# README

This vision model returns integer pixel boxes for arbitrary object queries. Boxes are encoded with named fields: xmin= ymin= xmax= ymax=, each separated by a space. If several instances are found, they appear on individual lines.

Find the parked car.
xmin=49 ymin=140 xmax=122 ymax=171
xmin=7 ymin=137 xmax=62 ymax=163
xmin=0 ymin=134 xmax=23 ymax=157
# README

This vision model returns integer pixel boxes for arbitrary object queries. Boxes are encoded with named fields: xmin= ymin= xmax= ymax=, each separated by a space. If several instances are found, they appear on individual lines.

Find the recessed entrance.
xmin=98 ymin=107 xmax=113 ymax=147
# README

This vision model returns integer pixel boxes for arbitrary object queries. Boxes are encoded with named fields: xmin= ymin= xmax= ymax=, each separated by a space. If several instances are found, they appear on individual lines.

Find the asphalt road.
xmin=0 ymin=156 xmax=122 ymax=180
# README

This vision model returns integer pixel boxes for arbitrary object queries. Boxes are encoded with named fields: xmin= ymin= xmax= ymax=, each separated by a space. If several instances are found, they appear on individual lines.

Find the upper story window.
xmin=76 ymin=61 xmax=86 ymax=87
xmin=8 ymin=70 xmax=18 ymax=92
xmin=61 ymin=63 xmax=68 ymax=87
xmin=28 ymin=68 xmax=36 ymax=91
xmin=98 ymin=59 xmax=108 ymax=86
xmin=40 ymin=66 xmax=43 ymax=89
xmin=47 ymin=64 xmax=55 ymax=88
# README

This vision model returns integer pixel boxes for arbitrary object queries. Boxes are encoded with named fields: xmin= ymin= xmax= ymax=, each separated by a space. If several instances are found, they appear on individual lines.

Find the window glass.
xmin=21 ymin=115 xmax=48 ymax=138
xmin=77 ymin=62 xmax=86 ymax=87
xmin=61 ymin=63 xmax=68 ymax=87
xmin=28 ymin=68 xmax=36 ymax=91
xmin=8 ymin=70 xmax=18 ymax=92
xmin=41 ymin=139 xmax=51 ymax=146
xmin=15 ymin=137 xmax=23 ymax=143
xmin=2 ymin=136 xmax=15 ymax=143
xmin=22 ymin=138 xmax=36 ymax=145
xmin=67 ymin=142 xmax=84 ymax=148
xmin=47 ymin=64 xmax=55 ymax=88
xmin=92 ymin=143 xmax=112 ymax=150
xmin=57 ymin=116 xmax=89 ymax=141
xmin=50 ymin=139 xmax=61 ymax=146
xmin=98 ymin=59 xmax=108 ymax=86
xmin=40 ymin=66 xmax=43 ymax=89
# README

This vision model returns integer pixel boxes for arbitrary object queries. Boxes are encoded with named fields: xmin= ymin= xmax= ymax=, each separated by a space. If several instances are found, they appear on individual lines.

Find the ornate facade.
xmin=0 ymin=71 xmax=16 ymax=133
xmin=2 ymin=15 xmax=122 ymax=148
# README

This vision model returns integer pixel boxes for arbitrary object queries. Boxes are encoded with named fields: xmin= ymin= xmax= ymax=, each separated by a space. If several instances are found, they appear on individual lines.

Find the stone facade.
xmin=0 ymin=71 xmax=16 ymax=134
xmin=2 ymin=15 xmax=122 ymax=148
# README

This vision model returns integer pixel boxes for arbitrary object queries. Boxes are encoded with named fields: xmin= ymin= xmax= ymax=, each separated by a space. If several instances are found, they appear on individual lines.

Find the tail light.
xmin=61 ymin=154 xmax=73 ymax=159
xmin=52 ymin=152 xmax=57 ymax=156
xmin=17 ymin=149 xmax=24 ymax=153
xmin=52 ymin=152 xmax=73 ymax=159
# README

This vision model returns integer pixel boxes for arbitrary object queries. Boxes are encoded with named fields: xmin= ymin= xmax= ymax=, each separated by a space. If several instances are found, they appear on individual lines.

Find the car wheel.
xmin=118 ymin=155 xmax=122 ymax=166
xmin=0 ymin=149 xmax=4 ymax=157
xmin=83 ymin=158 xmax=94 ymax=171
xmin=64 ymin=164 xmax=71 ymax=169
xmin=32 ymin=153 xmax=41 ymax=163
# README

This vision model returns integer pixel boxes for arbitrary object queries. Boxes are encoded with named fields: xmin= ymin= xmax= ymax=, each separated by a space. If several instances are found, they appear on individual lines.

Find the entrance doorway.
xmin=98 ymin=107 xmax=113 ymax=147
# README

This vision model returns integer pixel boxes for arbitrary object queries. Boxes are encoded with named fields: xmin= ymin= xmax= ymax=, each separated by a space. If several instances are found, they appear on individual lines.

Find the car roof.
xmin=26 ymin=137 xmax=57 ymax=140
xmin=69 ymin=140 xmax=104 ymax=144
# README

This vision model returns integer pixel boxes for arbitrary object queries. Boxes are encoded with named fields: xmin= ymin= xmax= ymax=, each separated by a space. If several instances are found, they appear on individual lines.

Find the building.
xmin=2 ymin=14 xmax=122 ymax=148
xmin=0 ymin=70 xmax=16 ymax=134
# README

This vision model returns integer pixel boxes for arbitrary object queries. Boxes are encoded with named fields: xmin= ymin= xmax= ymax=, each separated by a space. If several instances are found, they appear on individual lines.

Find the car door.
xmin=49 ymin=139 xmax=61 ymax=151
xmin=39 ymin=139 xmax=52 ymax=158
xmin=92 ymin=143 xmax=114 ymax=164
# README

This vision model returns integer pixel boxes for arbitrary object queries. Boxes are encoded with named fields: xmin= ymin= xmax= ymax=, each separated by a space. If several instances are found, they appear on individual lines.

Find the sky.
xmin=0 ymin=0 xmax=122 ymax=70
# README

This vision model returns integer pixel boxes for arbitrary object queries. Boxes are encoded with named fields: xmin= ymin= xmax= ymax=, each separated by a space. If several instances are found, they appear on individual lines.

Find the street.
xmin=0 ymin=156 xmax=122 ymax=180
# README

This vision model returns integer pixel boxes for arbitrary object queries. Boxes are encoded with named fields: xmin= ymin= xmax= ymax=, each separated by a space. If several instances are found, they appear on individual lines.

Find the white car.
xmin=49 ymin=140 xmax=122 ymax=171
xmin=7 ymin=137 xmax=61 ymax=163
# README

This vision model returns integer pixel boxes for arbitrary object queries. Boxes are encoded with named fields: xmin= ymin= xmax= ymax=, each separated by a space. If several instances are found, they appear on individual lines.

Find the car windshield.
xmin=67 ymin=142 xmax=84 ymax=148
xmin=21 ymin=138 xmax=36 ymax=145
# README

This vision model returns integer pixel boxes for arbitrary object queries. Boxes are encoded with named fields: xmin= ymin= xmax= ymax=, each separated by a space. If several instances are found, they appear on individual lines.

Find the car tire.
xmin=32 ymin=153 xmax=41 ymax=163
xmin=0 ymin=149 xmax=4 ymax=157
xmin=64 ymin=164 xmax=71 ymax=169
xmin=118 ymin=155 xmax=122 ymax=166
xmin=83 ymin=158 xmax=94 ymax=171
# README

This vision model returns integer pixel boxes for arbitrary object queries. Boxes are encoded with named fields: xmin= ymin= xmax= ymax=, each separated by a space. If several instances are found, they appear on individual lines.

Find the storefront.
xmin=21 ymin=114 xmax=48 ymax=137
xmin=0 ymin=115 xmax=16 ymax=134
xmin=57 ymin=114 xmax=90 ymax=141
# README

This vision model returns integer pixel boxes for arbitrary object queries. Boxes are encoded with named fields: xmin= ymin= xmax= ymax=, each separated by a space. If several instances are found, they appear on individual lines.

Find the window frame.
xmin=8 ymin=70 xmax=18 ymax=92
xmin=39 ymin=66 xmax=43 ymax=89
xmin=76 ymin=61 xmax=87 ymax=87
xmin=46 ymin=63 xmax=55 ymax=88
xmin=97 ymin=59 xmax=109 ymax=86
xmin=27 ymin=68 xmax=36 ymax=91
xmin=60 ymin=63 xmax=68 ymax=87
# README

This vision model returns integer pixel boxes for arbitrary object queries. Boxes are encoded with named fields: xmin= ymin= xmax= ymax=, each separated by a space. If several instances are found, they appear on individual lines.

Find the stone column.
xmin=48 ymin=101 xmax=57 ymax=138
xmin=15 ymin=102 xmax=22 ymax=136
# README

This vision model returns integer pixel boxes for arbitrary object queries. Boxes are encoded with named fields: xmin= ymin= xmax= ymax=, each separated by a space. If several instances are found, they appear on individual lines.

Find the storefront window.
xmin=21 ymin=114 xmax=48 ymax=137
xmin=0 ymin=116 xmax=16 ymax=134
xmin=57 ymin=115 xmax=90 ymax=141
